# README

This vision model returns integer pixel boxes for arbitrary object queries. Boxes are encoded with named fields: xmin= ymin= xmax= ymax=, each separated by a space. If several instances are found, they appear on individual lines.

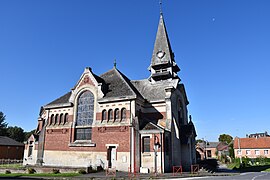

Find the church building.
xmin=23 ymin=11 xmax=197 ymax=173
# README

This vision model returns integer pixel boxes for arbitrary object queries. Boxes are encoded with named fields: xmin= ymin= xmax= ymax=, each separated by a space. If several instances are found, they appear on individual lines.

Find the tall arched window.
xmin=76 ymin=91 xmax=94 ymax=126
xmin=75 ymin=90 xmax=94 ymax=141
xmin=64 ymin=113 xmax=68 ymax=124
xmin=50 ymin=114 xmax=54 ymax=125
xmin=114 ymin=109 xmax=119 ymax=121
xmin=178 ymin=101 xmax=184 ymax=124
xmin=102 ymin=110 xmax=107 ymax=123
xmin=59 ymin=113 xmax=63 ymax=124
xmin=55 ymin=114 xmax=59 ymax=125
xmin=108 ymin=109 xmax=113 ymax=122
xmin=121 ymin=108 xmax=126 ymax=121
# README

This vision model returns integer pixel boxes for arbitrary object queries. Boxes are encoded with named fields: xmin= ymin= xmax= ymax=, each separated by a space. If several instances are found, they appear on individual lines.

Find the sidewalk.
xmin=76 ymin=170 xmax=238 ymax=179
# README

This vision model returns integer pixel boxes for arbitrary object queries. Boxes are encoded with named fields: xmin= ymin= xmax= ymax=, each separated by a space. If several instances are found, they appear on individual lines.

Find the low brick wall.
xmin=0 ymin=165 xmax=87 ymax=174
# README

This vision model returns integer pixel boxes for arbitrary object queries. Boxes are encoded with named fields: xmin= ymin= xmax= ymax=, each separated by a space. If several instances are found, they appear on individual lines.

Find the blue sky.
xmin=0 ymin=0 xmax=270 ymax=141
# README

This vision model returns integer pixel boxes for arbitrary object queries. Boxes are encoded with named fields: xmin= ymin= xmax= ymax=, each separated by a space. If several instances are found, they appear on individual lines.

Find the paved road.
xmin=176 ymin=172 xmax=270 ymax=180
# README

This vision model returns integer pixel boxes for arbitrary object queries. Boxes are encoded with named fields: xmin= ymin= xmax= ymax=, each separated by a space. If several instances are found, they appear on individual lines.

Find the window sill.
xmin=69 ymin=141 xmax=96 ymax=147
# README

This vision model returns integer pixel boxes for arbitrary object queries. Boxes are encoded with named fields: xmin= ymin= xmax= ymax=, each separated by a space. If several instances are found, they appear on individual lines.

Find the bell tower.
xmin=149 ymin=13 xmax=180 ymax=82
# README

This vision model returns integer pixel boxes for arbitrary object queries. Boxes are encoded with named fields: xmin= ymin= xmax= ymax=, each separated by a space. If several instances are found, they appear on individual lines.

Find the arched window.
xmin=63 ymin=113 xmax=68 ymax=124
xmin=59 ymin=114 xmax=63 ymax=124
xmin=114 ymin=109 xmax=119 ymax=121
xmin=108 ymin=109 xmax=113 ymax=122
xmin=75 ymin=90 xmax=94 ymax=141
xmin=121 ymin=108 xmax=126 ymax=121
xmin=76 ymin=91 xmax=94 ymax=126
xmin=102 ymin=110 xmax=107 ymax=123
xmin=55 ymin=114 xmax=59 ymax=125
xmin=50 ymin=114 xmax=54 ymax=125
xmin=178 ymin=101 xmax=184 ymax=124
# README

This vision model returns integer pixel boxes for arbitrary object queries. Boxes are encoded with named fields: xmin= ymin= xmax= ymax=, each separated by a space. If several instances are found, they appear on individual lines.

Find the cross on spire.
xmin=113 ymin=59 xmax=117 ymax=68
xmin=159 ymin=0 xmax=163 ymax=15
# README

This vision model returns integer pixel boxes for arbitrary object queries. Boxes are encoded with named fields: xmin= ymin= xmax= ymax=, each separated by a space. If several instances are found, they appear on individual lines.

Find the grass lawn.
xmin=0 ymin=164 xmax=24 ymax=169
xmin=263 ymin=168 xmax=270 ymax=172
xmin=0 ymin=173 xmax=79 ymax=178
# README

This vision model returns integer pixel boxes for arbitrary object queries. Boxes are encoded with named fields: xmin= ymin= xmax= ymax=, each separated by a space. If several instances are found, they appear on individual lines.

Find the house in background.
xmin=247 ymin=132 xmax=269 ymax=138
xmin=234 ymin=135 xmax=270 ymax=159
xmin=196 ymin=142 xmax=229 ymax=160
xmin=0 ymin=136 xmax=24 ymax=160
xmin=23 ymin=11 xmax=197 ymax=173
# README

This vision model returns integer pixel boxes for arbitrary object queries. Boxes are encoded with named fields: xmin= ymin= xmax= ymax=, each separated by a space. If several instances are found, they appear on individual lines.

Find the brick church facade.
xmin=23 ymin=13 xmax=197 ymax=173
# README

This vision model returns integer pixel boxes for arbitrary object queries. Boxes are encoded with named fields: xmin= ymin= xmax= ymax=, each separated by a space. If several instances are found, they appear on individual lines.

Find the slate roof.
xmin=234 ymin=137 xmax=270 ymax=149
xmin=45 ymin=92 xmax=72 ymax=107
xmin=44 ymin=67 xmax=178 ymax=106
xmin=100 ymin=68 xmax=138 ymax=100
xmin=131 ymin=79 xmax=178 ymax=102
xmin=0 ymin=136 xmax=24 ymax=146
xmin=151 ymin=14 xmax=175 ymax=66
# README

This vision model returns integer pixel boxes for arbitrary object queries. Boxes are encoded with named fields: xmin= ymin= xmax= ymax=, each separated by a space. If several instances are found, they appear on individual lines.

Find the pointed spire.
xmin=149 ymin=11 xmax=180 ymax=82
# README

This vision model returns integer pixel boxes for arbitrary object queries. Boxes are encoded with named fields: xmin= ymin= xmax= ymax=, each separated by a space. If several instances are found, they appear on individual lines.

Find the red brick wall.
xmin=44 ymin=126 xmax=130 ymax=152
xmin=0 ymin=145 xmax=24 ymax=159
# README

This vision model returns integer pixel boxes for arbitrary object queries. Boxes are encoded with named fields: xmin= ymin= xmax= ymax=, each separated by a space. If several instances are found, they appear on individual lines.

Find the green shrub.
xmin=78 ymin=169 xmax=86 ymax=174
xmin=52 ymin=169 xmax=60 ymax=174
xmin=27 ymin=168 xmax=36 ymax=174
xmin=5 ymin=170 xmax=11 ymax=174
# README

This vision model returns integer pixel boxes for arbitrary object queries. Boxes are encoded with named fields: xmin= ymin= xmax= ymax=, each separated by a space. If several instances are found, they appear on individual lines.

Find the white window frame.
xmin=237 ymin=150 xmax=242 ymax=155
xmin=255 ymin=150 xmax=260 ymax=155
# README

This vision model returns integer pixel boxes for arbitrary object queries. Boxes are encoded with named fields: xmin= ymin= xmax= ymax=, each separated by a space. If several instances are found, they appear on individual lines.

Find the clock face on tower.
xmin=156 ymin=51 xmax=165 ymax=59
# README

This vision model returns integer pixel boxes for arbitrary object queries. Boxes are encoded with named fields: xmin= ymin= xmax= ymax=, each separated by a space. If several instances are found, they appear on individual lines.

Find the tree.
xmin=196 ymin=139 xmax=204 ymax=143
xmin=6 ymin=126 xmax=25 ymax=142
xmin=24 ymin=129 xmax=36 ymax=141
xmin=219 ymin=134 xmax=234 ymax=158
xmin=218 ymin=134 xmax=233 ymax=144
xmin=0 ymin=111 xmax=8 ymax=136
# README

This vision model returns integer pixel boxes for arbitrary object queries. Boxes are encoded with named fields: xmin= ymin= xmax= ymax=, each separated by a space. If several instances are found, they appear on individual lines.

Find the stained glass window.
xmin=59 ymin=114 xmax=63 ymax=124
xmin=108 ymin=109 xmax=113 ymax=121
xmin=50 ymin=114 xmax=54 ymax=125
xmin=76 ymin=91 xmax=94 ymax=126
xmin=114 ymin=109 xmax=119 ymax=121
xmin=121 ymin=108 xmax=126 ymax=121
xmin=55 ymin=114 xmax=58 ymax=125
xmin=102 ymin=110 xmax=107 ymax=122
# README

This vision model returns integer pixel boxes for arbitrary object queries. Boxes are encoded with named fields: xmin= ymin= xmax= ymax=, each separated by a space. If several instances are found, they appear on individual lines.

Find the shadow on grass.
xmin=234 ymin=165 xmax=270 ymax=172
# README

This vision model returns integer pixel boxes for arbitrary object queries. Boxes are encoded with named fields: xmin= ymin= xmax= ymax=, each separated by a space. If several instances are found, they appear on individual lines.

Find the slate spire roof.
xmin=149 ymin=13 xmax=180 ymax=82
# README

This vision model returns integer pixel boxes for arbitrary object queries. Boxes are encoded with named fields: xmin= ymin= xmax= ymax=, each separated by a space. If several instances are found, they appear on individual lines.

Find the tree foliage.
xmin=6 ymin=126 xmax=25 ymax=142
xmin=218 ymin=134 xmax=233 ymax=144
xmin=0 ymin=110 xmax=36 ymax=142
xmin=0 ymin=111 xmax=8 ymax=136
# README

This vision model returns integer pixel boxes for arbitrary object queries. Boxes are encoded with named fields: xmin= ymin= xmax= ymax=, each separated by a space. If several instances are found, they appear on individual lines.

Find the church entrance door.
xmin=107 ymin=146 xmax=116 ymax=168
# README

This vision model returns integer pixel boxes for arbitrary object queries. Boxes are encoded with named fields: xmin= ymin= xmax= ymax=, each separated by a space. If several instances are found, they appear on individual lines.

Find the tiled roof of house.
xmin=0 ymin=136 xmax=24 ymax=146
xmin=234 ymin=137 xmax=270 ymax=149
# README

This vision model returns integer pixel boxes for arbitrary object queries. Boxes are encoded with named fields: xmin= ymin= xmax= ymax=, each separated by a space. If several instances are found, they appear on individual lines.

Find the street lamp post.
xmin=153 ymin=136 xmax=161 ymax=175
xmin=237 ymin=137 xmax=242 ymax=165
